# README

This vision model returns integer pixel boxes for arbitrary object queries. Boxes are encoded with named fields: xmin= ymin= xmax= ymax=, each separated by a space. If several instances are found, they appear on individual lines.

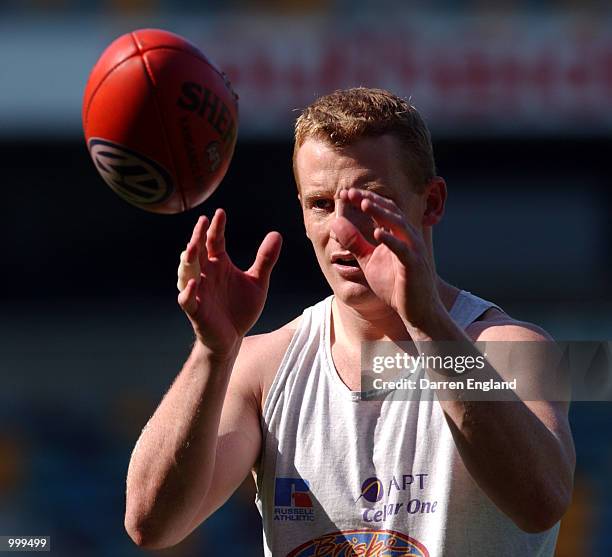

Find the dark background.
xmin=2 ymin=136 xmax=610 ymax=304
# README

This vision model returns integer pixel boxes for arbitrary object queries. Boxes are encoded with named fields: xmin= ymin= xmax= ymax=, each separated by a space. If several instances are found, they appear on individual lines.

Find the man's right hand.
xmin=177 ymin=209 xmax=282 ymax=356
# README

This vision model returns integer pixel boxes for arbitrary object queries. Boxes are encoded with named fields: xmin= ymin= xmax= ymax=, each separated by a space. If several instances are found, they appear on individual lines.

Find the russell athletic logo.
xmin=287 ymin=529 xmax=429 ymax=557
xmin=88 ymin=139 xmax=173 ymax=206
xmin=274 ymin=478 xmax=314 ymax=522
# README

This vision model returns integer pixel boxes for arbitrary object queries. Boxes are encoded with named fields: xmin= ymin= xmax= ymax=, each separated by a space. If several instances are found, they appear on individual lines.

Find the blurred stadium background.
xmin=0 ymin=1 xmax=611 ymax=556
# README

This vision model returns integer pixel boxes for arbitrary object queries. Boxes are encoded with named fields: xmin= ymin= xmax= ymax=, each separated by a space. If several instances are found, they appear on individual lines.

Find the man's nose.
xmin=334 ymin=194 xmax=375 ymax=240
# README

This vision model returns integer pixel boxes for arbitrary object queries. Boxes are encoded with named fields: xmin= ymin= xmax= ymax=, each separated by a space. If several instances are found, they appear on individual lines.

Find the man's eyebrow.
xmin=302 ymin=184 xmax=392 ymax=199
xmin=363 ymin=183 xmax=394 ymax=197
xmin=302 ymin=189 xmax=334 ymax=199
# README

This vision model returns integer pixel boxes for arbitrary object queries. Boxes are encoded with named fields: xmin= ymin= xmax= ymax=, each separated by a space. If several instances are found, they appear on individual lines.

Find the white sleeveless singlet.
xmin=255 ymin=292 xmax=559 ymax=556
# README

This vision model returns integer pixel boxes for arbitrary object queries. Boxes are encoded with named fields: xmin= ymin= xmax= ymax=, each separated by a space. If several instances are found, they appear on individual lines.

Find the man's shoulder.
xmin=242 ymin=313 xmax=303 ymax=355
xmin=236 ymin=314 xmax=304 ymax=411
xmin=466 ymin=306 xmax=553 ymax=342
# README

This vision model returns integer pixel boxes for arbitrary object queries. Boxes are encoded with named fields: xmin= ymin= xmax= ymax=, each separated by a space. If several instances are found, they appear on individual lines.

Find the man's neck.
xmin=331 ymin=277 xmax=460 ymax=349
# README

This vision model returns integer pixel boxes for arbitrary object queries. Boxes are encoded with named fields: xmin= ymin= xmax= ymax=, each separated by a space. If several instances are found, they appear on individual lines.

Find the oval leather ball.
xmin=83 ymin=29 xmax=238 ymax=214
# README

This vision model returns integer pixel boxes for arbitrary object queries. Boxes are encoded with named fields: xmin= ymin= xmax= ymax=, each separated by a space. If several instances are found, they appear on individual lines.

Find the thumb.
xmin=331 ymin=217 xmax=374 ymax=260
xmin=248 ymin=231 xmax=283 ymax=286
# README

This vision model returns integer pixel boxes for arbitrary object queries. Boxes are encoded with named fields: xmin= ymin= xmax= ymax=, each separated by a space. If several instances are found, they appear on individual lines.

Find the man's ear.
xmin=422 ymin=177 xmax=447 ymax=227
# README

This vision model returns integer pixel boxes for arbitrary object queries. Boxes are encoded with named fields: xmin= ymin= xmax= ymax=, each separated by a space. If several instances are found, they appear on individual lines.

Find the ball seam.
xmin=83 ymin=53 xmax=140 ymax=130
xmin=131 ymin=32 xmax=188 ymax=212
xmin=130 ymin=42 xmax=238 ymax=109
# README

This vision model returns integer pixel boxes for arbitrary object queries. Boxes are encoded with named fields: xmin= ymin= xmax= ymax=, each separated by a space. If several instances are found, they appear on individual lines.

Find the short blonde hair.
xmin=293 ymin=87 xmax=436 ymax=192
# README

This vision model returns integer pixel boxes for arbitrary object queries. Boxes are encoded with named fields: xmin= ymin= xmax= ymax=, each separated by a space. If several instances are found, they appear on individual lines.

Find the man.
xmin=124 ymin=88 xmax=575 ymax=556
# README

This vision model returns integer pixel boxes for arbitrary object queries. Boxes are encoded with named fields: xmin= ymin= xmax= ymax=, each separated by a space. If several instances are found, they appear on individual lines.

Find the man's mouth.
xmin=331 ymin=253 xmax=360 ymax=268
xmin=335 ymin=257 xmax=359 ymax=267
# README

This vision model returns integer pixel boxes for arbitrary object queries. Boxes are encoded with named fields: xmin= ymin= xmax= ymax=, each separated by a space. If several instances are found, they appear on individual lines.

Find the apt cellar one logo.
xmin=88 ymin=138 xmax=173 ymax=206
xmin=274 ymin=478 xmax=314 ymax=522
xmin=357 ymin=474 xmax=438 ymax=525
xmin=359 ymin=476 xmax=384 ymax=503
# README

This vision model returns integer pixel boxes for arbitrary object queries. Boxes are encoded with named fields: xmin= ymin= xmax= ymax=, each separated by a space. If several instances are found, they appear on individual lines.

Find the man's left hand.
xmin=331 ymin=187 xmax=443 ymax=330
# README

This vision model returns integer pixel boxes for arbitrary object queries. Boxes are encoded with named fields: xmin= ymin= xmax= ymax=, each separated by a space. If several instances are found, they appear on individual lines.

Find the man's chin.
xmin=322 ymin=266 xmax=379 ymax=307
xmin=332 ymin=280 xmax=379 ymax=307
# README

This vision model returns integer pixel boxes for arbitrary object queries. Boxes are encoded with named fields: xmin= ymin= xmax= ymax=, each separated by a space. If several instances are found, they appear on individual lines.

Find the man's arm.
xmin=124 ymin=339 xmax=261 ymax=548
xmin=412 ymin=314 xmax=575 ymax=533
xmin=125 ymin=209 xmax=282 ymax=548
xmin=332 ymin=187 xmax=575 ymax=533
xmin=184 ymin=325 xmax=296 ymax=531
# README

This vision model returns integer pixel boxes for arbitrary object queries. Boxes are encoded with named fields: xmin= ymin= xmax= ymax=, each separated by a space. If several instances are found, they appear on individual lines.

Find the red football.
xmin=82 ymin=29 xmax=238 ymax=213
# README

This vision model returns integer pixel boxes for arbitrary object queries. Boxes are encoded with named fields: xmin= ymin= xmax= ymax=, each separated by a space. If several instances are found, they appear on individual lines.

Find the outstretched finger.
xmin=178 ymin=246 xmax=201 ymax=291
xmin=343 ymin=188 xmax=419 ymax=246
xmin=190 ymin=215 xmax=209 ymax=246
xmin=183 ymin=241 xmax=199 ymax=264
xmin=360 ymin=199 xmax=415 ymax=247
xmin=344 ymin=188 xmax=398 ymax=213
xmin=247 ymin=231 xmax=283 ymax=286
xmin=374 ymin=227 xmax=413 ymax=265
xmin=186 ymin=216 xmax=210 ymax=265
xmin=194 ymin=217 xmax=210 ymax=267
xmin=177 ymin=278 xmax=199 ymax=317
xmin=331 ymin=216 xmax=375 ymax=260
xmin=206 ymin=208 xmax=227 ymax=257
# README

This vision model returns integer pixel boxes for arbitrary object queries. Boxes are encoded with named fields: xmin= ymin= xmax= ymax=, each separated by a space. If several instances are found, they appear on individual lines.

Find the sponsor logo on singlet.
xmin=88 ymin=138 xmax=173 ymax=205
xmin=359 ymin=476 xmax=385 ymax=503
xmin=287 ymin=529 xmax=429 ymax=557
xmin=357 ymin=474 xmax=438 ymax=524
xmin=274 ymin=477 xmax=314 ymax=522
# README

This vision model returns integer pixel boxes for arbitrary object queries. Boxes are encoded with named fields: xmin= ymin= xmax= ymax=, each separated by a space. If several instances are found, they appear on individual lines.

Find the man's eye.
xmin=312 ymin=199 xmax=334 ymax=211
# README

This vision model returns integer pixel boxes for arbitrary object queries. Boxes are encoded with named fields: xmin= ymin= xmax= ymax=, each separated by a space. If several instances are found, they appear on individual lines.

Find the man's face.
xmin=295 ymin=134 xmax=426 ymax=311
